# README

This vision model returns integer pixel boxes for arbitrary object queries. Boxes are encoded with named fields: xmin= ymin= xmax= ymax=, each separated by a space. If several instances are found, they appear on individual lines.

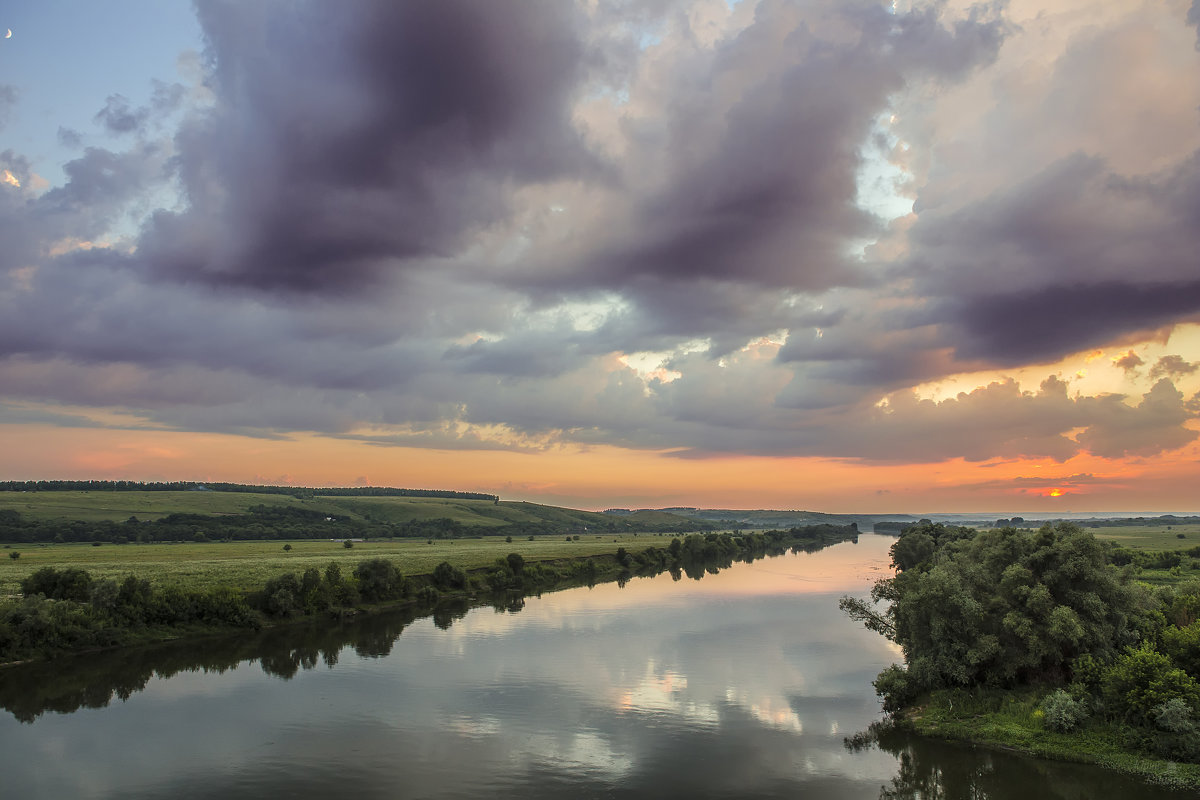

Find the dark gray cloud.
xmin=57 ymin=127 xmax=83 ymax=148
xmin=952 ymin=280 xmax=1200 ymax=365
xmin=1150 ymin=354 xmax=1199 ymax=381
xmin=906 ymin=152 xmax=1200 ymax=365
xmin=1113 ymin=350 xmax=1144 ymax=374
xmin=94 ymin=94 xmax=148 ymax=135
xmin=535 ymin=0 xmax=1005 ymax=301
xmin=139 ymin=0 xmax=597 ymax=293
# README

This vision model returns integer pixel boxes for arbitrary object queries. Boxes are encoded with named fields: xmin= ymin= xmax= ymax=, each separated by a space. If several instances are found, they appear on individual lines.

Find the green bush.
xmin=874 ymin=664 xmax=920 ymax=714
xmin=1150 ymin=698 xmax=1200 ymax=761
xmin=21 ymin=567 xmax=94 ymax=603
xmin=1040 ymin=688 xmax=1088 ymax=732
xmin=1162 ymin=621 xmax=1200 ymax=676
xmin=432 ymin=561 xmax=466 ymax=590
xmin=262 ymin=573 xmax=301 ymax=616
xmin=1101 ymin=642 xmax=1200 ymax=726
xmin=354 ymin=559 xmax=405 ymax=602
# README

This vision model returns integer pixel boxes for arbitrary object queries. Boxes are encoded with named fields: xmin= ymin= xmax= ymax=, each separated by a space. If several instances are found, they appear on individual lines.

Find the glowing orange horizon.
xmin=1 ymin=421 xmax=1197 ymax=514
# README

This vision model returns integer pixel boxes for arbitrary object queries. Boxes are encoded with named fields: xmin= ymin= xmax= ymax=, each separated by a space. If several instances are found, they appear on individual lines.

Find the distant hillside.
xmin=0 ymin=489 xmax=718 ymax=543
xmin=0 ymin=480 xmax=497 ymax=501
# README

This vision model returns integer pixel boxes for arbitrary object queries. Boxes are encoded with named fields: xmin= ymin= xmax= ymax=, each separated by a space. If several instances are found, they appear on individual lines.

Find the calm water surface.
xmin=0 ymin=534 xmax=1189 ymax=799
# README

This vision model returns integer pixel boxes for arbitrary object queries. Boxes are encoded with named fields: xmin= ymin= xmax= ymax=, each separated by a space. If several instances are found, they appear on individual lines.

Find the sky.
xmin=1 ymin=0 xmax=1199 ymax=514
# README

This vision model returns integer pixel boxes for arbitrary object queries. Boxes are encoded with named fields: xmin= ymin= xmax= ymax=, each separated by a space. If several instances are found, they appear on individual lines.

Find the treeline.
xmin=0 ymin=480 xmax=498 ymax=502
xmin=0 ymin=525 xmax=858 ymax=667
xmin=842 ymin=521 xmax=1200 ymax=764
xmin=0 ymin=505 xmax=715 ymax=544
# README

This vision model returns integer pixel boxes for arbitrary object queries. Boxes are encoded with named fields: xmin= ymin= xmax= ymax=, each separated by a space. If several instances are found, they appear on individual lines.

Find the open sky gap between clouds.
xmin=0 ymin=0 xmax=1199 ymax=471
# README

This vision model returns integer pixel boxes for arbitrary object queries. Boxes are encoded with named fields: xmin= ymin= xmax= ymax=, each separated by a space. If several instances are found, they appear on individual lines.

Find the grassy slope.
xmin=0 ymin=532 xmax=674 ymax=597
xmin=0 ymin=491 xmax=654 ymax=529
xmin=0 ymin=491 xmax=319 ymax=522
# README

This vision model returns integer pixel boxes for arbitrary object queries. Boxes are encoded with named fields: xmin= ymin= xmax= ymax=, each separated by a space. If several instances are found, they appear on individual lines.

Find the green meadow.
xmin=0 ymin=533 xmax=669 ymax=598
xmin=1089 ymin=523 xmax=1200 ymax=550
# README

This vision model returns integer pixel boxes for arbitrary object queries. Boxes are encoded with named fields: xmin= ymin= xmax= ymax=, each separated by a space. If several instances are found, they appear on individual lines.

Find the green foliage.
xmin=1149 ymin=698 xmax=1200 ymax=761
xmin=21 ymin=567 xmax=94 ymax=603
xmin=353 ymin=559 xmax=405 ymax=602
xmin=343 ymin=539 xmax=354 ymax=549
xmin=890 ymin=532 xmax=935 ymax=571
xmin=1040 ymin=689 xmax=1088 ymax=732
xmin=873 ymin=663 xmax=919 ymax=714
xmin=1099 ymin=642 xmax=1200 ymax=726
xmin=1154 ymin=697 xmax=1196 ymax=734
xmin=432 ymin=560 xmax=466 ymax=590
xmin=844 ymin=523 xmax=1151 ymax=696
xmin=1162 ymin=620 xmax=1200 ymax=675
xmin=8 ymin=551 xmax=18 ymax=560
xmin=262 ymin=573 xmax=301 ymax=616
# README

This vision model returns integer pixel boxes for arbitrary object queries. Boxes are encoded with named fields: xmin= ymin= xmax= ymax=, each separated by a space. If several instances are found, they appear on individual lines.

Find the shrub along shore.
xmin=0 ymin=525 xmax=859 ymax=665
xmin=841 ymin=521 xmax=1200 ymax=790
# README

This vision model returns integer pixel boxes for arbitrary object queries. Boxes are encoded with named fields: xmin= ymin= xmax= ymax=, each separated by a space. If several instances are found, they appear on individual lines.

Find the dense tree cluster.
xmin=842 ymin=522 xmax=1200 ymax=762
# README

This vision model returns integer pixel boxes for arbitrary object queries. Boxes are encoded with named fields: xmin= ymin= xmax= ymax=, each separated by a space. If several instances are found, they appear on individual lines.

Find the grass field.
xmin=0 ymin=533 xmax=674 ymax=598
xmin=1087 ymin=523 xmax=1200 ymax=551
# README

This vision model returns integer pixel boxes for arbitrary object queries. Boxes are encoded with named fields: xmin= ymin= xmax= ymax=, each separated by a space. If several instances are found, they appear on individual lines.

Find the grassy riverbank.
xmin=0 ymin=533 xmax=669 ymax=597
xmin=0 ymin=525 xmax=861 ymax=665
xmin=902 ymin=688 xmax=1200 ymax=790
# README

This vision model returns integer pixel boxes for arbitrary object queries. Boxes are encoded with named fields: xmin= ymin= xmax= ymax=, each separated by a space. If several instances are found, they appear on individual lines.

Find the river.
xmin=0 ymin=534 xmax=1189 ymax=798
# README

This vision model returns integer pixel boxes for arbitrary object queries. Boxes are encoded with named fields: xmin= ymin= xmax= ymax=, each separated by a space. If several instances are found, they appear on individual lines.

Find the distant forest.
xmin=0 ymin=480 xmax=498 ymax=502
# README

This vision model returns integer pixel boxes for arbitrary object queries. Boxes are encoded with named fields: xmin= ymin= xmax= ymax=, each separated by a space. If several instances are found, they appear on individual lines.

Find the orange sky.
xmin=2 ymin=410 xmax=1196 ymax=514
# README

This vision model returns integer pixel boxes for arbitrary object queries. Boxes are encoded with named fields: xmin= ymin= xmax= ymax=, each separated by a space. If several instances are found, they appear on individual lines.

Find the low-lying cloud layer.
xmin=1 ymin=0 xmax=1198 ymax=474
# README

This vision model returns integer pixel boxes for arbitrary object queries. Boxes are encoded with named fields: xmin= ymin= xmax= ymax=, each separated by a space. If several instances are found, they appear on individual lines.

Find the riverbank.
xmin=0 ymin=533 xmax=689 ymax=596
xmin=900 ymin=688 xmax=1200 ymax=791
xmin=0 ymin=525 xmax=861 ymax=665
